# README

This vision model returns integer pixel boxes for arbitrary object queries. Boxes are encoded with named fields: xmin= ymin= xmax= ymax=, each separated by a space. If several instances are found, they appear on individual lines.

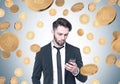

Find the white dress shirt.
xmin=51 ymin=42 xmax=65 ymax=84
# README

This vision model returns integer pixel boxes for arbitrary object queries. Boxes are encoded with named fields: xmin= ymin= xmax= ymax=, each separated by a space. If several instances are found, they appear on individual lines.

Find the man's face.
xmin=53 ymin=26 xmax=69 ymax=46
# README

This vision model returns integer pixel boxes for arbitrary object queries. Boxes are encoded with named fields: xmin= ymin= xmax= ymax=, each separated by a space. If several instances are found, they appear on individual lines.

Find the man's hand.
xmin=65 ymin=62 xmax=79 ymax=76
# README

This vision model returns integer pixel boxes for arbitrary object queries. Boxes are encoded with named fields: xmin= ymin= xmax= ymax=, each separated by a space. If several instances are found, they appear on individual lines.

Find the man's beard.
xmin=54 ymin=36 xmax=65 ymax=46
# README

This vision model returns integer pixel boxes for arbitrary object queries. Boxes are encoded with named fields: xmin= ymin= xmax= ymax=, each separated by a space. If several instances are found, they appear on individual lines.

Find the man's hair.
xmin=53 ymin=17 xmax=72 ymax=31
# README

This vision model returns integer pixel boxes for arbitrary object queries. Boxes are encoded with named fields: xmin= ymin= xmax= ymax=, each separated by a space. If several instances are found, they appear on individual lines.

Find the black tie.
xmin=54 ymin=46 xmax=64 ymax=84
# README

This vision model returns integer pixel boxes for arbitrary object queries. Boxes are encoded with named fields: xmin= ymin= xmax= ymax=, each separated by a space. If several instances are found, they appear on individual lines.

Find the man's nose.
xmin=61 ymin=35 xmax=65 ymax=40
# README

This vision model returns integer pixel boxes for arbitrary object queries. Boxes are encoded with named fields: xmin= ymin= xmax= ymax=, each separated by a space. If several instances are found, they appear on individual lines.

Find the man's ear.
xmin=51 ymin=29 xmax=55 ymax=34
xmin=51 ymin=30 xmax=53 ymax=34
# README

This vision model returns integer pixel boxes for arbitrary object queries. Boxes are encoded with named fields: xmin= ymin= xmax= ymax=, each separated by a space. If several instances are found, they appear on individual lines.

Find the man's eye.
xmin=65 ymin=34 xmax=68 ymax=36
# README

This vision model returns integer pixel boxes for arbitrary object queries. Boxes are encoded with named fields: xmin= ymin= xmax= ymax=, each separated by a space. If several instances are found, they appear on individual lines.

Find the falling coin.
xmin=87 ymin=32 xmax=94 ymax=40
xmin=0 ymin=8 xmax=5 ymax=18
xmin=71 ymin=2 xmax=84 ymax=12
xmin=21 ymin=81 xmax=28 ymax=84
xmin=26 ymin=31 xmax=35 ymax=40
xmin=90 ymin=79 xmax=100 ymax=84
xmin=23 ymin=57 xmax=30 ymax=65
xmin=111 ymin=39 xmax=120 ymax=54
xmin=14 ymin=68 xmax=23 ymax=77
xmin=49 ymin=8 xmax=57 ymax=16
xmin=25 ymin=0 xmax=54 ymax=11
xmin=16 ymin=49 xmax=23 ymax=57
xmin=0 ymin=32 xmax=19 ymax=52
xmin=30 ymin=44 xmax=41 ymax=53
xmin=10 ymin=4 xmax=19 ymax=13
xmin=79 ymin=14 xmax=90 ymax=24
xmin=96 ymin=6 xmax=116 ymax=25
xmin=98 ymin=38 xmax=106 ymax=45
xmin=80 ymin=64 xmax=98 ymax=76
xmin=115 ymin=59 xmax=120 ymax=68
xmin=77 ymin=28 xmax=84 ymax=36
xmin=112 ymin=31 xmax=120 ymax=40
xmin=107 ymin=0 xmax=117 ymax=5
xmin=94 ymin=0 xmax=101 ymax=3
xmin=105 ymin=54 xmax=116 ymax=66
xmin=19 ymin=12 xmax=27 ymax=21
xmin=118 ymin=0 xmax=120 ymax=6
xmin=63 ymin=9 xmax=69 ymax=16
xmin=0 ymin=21 xmax=10 ymax=31
xmin=4 ymin=0 xmax=13 ymax=8
xmin=37 ymin=21 xmax=44 ymax=28
xmin=88 ymin=2 xmax=96 ymax=12
xmin=0 ymin=76 xmax=6 ymax=84
xmin=55 ymin=0 xmax=64 ymax=7
xmin=14 ymin=21 xmax=23 ymax=30
xmin=10 ymin=76 xmax=18 ymax=84
xmin=83 ymin=46 xmax=91 ymax=54
xmin=1 ymin=51 xmax=10 ymax=60
xmin=93 ymin=19 xmax=101 ymax=28
xmin=93 ymin=56 xmax=100 ymax=63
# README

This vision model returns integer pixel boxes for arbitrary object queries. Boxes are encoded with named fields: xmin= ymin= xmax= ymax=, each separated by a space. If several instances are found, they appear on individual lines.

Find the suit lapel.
xmin=65 ymin=43 xmax=71 ymax=78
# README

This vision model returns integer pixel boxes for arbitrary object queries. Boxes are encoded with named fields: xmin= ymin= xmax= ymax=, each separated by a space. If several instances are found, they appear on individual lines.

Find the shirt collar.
xmin=51 ymin=41 xmax=66 ymax=49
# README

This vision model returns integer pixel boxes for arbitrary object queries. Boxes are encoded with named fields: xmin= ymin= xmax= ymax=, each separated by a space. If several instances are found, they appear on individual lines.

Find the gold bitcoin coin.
xmin=93 ymin=20 xmax=101 ymax=28
xmin=88 ymin=2 xmax=96 ymax=12
xmin=26 ymin=31 xmax=35 ymax=40
xmin=5 ymin=0 xmax=13 ymax=8
xmin=111 ymin=39 xmax=120 ymax=54
xmin=105 ymin=54 xmax=116 ymax=66
xmin=21 ymin=81 xmax=28 ymax=84
xmin=96 ymin=6 xmax=116 ymax=25
xmin=71 ymin=2 xmax=84 ymax=12
xmin=77 ymin=28 xmax=84 ymax=36
xmin=0 ymin=21 xmax=10 ymax=31
xmin=0 ymin=8 xmax=5 ymax=18
xmin=30 ymin=44 xmax=41 ymax=52
xmin=49 ymin=8 xmax=57 ymax=16
xmin=115 ymin=59 xmax=120 ymax=68
xmin=118 ymin=81 xmax=120 ymax=84
xmin=63 ymin=9 xmax=69 ymax=16
xmin=107 ymin=0 xmax=117 ymax=5
xmin=37 ymin=21 xmax=44 ymax=28
xmin=55 ymin=0 xmax=64 ymax=6
xmin=0 ymin=32 xmax=19 ymax=52
xmin=79 ymin=14 xmax=89 ymax=24
xmin=118 ymin=0 xmax=120 ymax=6
xmin=0 ymin=76 xmax=6 ymax=84
xmin=19 ymin=12 xmax=27 ymax=21
xmin=94 ymin=0 xmax=101 ymax=3
xmin=80 ymin=64 xmax=98 ymax=76
xmin=83 ymin=46 xmax=91 ymax=54
xmin=23 ymin=57 xmax=30 ymax=65
xmin=25 ymin=0 xmax=53 ymax=11
xmin=98 ymin=38 xmax=106 ymax=45
xmin=14 ymin=68 xmax=23 ymax=77
xmin=113 ymin=31 xmax=120 ymax=40
xmin=10 ymin=76 xmax=18 ymax=84
xmin=1 ymin=51 xmax=10 ymax=60
xmin=90 ymin=79 xmax=100 ymax=84
xmin=16 ymin=49 xmax=23 ymax=57
xmin=14 ymin=21 xmax=22 ymax=30
xmin=87 ymin=33 xmax=94 ymax=40
xmin=10 ymin=4 xmax=19 ymax=13
xmin=93 ymin=56 xmax=100 ymax=63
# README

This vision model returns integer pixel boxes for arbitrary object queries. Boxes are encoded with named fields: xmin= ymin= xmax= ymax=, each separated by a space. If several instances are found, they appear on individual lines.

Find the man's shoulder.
xmin=41 ymin=42 xmax=51 ymax=49
xmin=66 ymin=43 xmax=79 ymax=50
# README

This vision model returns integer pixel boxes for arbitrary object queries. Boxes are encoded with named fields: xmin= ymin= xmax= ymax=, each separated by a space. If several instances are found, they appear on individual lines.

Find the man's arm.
xmin=65 ymin=47 xmax=87 ymax=82
xmin=32 ymin=52 xmax=43 ymax=84
xmin=75 ymin=48 xmax=87 ymax=82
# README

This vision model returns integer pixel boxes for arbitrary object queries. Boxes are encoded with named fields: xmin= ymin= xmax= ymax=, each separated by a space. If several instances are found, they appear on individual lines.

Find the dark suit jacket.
xmin=32 ymin=42 xmax=87 ymax=84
